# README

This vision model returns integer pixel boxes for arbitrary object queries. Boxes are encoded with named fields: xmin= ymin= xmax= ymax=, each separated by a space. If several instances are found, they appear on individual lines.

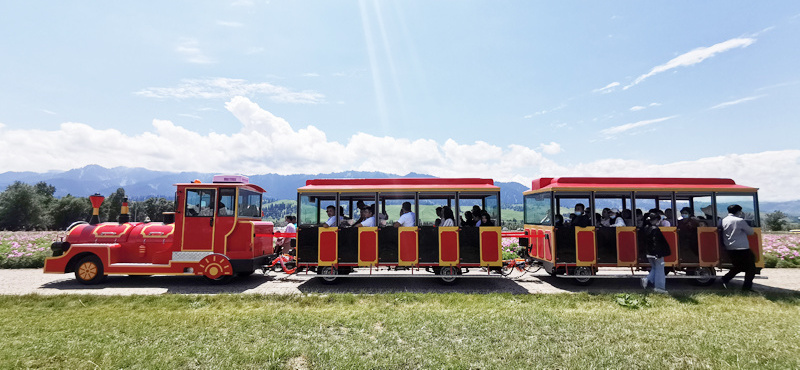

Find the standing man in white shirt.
xmin=393 ymin=202 xmax=416 ymax=227
xmin=720 ymin=204 xmax=757 ymax=291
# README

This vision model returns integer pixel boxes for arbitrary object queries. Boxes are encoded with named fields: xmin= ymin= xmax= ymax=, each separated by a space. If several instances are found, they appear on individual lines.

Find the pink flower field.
xmin=0 ymin=231 xmax=65 ymax=268
xmin=763 ymin=233 xmax=800 ymax=268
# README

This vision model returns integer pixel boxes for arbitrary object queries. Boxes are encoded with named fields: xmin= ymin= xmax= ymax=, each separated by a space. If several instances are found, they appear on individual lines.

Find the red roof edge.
xmin=530 ymin=177 xmax=738 ymax=190
xmin=305 ymin=178 xmax=494 ymax=186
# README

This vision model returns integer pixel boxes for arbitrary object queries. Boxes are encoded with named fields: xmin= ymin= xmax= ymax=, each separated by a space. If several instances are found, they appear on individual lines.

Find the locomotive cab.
xmin=44 ymin=175 xmax=276 ymax=284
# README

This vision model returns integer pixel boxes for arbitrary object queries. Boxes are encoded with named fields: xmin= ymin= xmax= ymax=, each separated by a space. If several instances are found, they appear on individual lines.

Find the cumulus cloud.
xmin=0 ymin=97 xmax=796 ymax=201
xmin=624 ymin=37 xmax=755 ymax=89
xmin=710 ymin=95 xmax=765 ymax=109
xmin=176 ymin=38 xmax=215 ymax=64
xmin=135 ymin=78 xmax=325 ymax=104
xmin=538 ymin=142 xmax=562 ymax=155
xmin=600 ymin=116 xmax=677 ymax=137
xmin=593 ymin=82 xmax=620 ymax=93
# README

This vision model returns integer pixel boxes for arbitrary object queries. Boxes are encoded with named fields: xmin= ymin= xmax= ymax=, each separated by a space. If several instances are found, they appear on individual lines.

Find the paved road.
xmin=2 ymin=268 xmax=799 ymax=295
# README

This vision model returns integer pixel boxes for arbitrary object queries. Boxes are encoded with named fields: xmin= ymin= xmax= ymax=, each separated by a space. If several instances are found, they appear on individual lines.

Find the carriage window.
xmin=418 ymin=193 xmax=455 ymax=226
xmin=237 ymin=189 xmax=261 ymax=218
xmin=555 ymin=195 xmax=592 ymax=226
xmin=458 ymin=192 xmax=500 ymax=226
xmin=298 ymin=195 xmax=320 ymax=226
xmin=380 ymin=193 xmax=416 ymax=226
xmin=594 ymin=192 xmax=633 ymax=227
xmin=218 ymin=188 xmax=235 ymax=217
xmin=524 ymin=192 xmax=552 ymax=225
xmin=716 ymin=193 xmax=759 ymax=227
xmin=185 ymin=189 xmax=216 ymax=217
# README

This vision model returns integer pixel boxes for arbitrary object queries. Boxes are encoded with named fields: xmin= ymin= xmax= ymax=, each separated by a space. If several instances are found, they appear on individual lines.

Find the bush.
xmin=762 ymin=233 xmax=800 ymax=268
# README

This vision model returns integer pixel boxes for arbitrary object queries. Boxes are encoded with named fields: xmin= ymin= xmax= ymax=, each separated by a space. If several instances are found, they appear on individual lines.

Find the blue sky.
xmin=1 ymin=1 xmax=799 ymax=201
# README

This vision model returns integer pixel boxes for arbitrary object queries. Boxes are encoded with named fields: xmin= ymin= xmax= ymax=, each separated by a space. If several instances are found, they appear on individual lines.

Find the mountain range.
xmin=0 ymin=165 xmax=796 ymax=216
xmin=0 ymin=165 xmax=528 ymax=206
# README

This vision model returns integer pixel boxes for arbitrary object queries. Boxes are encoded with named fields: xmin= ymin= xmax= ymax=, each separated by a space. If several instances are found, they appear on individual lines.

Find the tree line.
xmin=0 ymin=181 xmax=174 ymax=231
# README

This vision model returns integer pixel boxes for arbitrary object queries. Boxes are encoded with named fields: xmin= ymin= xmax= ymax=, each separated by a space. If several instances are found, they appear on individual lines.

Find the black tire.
xmin=438 ymin=266 xmax=460 ymax=285
xmin=570 ymin=266 xmax=594 ymax=286
xmin=204 ymin=275 xmax=235 ymax=285
xmin=74 ymin=255 xmax=106 ymax=285
xmin=691 ymin=267 xmax=716 ymax=286
xmin=318 ymin=266 xmax=339 ymax=285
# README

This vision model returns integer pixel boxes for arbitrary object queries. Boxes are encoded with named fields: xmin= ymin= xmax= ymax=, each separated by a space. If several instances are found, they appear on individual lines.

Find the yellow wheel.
xmin=74 ymin=255 xmax=106 ymax=285
xmin=198 ymin=254 xmax=234 ymax=284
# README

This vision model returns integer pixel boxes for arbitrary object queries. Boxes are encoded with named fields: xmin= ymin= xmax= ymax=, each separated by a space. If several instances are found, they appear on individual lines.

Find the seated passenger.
xmin=600 ymin=208 xmax=612 ymax=227
xmin=434 ymin=207 xmax=443 ymax=226
xmin=570 ymin=203 xmax=591 ymax=227
xmin=635 ymin=209 xmax=644 ymax=227
xmin=554 ymin=214 xmax=564 ymax=227
xmin=321 ymin=205 xmax=343 ymax=228
xmin=472 ymin=205 xmax=483 ymax=226
xmin=480 ymin=211 xmax=495 ymax=226
xmin=463 ymin=211 xmax=475 ymax=226
xmin=393 ymin=202 xmax=416 ymax=227
xmin=353 ymin=200 xmax=367 ymax=224
xmin=656 ymin=209 xmax=671 ymax=227
xmin=354 ymin=205 xmax=376 ymax=227
xmin=440 ymin=206 xmax=455 ymax=227
xmin=608 ymin=208 xmax=626 ymax=227
xmin=621 ymin=209 xmax=633 ymax=226
xmin=217 ymin=202 xmax=229 ymax=216
xmin=678 ymin=207 xmax=699 ymax=228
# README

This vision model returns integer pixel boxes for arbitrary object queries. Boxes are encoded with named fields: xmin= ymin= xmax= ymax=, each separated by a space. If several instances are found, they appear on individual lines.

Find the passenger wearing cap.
xmin=608 ymin=208 xmax=627 ymax=227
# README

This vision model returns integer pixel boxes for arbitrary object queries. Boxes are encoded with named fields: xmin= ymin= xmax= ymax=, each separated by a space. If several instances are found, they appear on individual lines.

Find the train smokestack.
xmin=89 ymin=193 xmax=104 ymax=225
xmin=119 ymin=196 xmax=130 ymax=224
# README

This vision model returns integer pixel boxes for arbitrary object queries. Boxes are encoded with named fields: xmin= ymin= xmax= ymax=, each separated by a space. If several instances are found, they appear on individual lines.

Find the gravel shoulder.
xmin=1 ymin=268 xmax=798 ymax=295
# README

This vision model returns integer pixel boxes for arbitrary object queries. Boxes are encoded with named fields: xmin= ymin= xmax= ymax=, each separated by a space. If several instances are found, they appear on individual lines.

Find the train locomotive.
xmin=44 ymin=175 xmax=278 ymax=284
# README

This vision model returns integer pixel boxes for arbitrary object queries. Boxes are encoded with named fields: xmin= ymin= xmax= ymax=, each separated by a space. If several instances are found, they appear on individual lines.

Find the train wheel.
xmin=691 ymin=267 xmax=716 ymax=286
xmin=198 ymin=254 xmax=234 ymax=284
xmin=571 ymin=266 xmax=594 ymax=286
xmin=438 ymin=266 xmax=460 ymax=285
xmin=318 ymin=266 xmax=338 ymax=284
xmin=75 ymin=255 xmax=106 ymax=285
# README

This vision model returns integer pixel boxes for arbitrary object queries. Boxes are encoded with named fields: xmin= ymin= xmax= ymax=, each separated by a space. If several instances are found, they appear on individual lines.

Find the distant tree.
xmin=143 ymin=197 xmax=174 ymax=222
xmin=0 ymin=182 xmax=45 ymax=230
xmin=764 ymin=211 xmax=788 ymax=231
xmin=49 ymin=195 xmax=92 ymax=230
xmin=99 ymin=188 xmax=126 ymax=223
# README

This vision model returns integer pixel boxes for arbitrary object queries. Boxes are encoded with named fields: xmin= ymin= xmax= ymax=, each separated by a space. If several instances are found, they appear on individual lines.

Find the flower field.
xmin=763 ymin=233 xmax=800 ymax=268
xmin=502 ymin=237 xmax=521 ymax=260
xmin=0 ymin=231 xmax=63 ymax=269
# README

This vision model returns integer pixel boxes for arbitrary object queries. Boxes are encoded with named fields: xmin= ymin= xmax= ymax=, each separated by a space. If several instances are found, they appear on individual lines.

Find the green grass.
xmin=2 ymin=293 xmax=799 ymax=368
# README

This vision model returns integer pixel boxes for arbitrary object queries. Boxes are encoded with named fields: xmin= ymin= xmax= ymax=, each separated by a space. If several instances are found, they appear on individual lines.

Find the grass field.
xmin=2 ymin=293 xmax=799 ymax=369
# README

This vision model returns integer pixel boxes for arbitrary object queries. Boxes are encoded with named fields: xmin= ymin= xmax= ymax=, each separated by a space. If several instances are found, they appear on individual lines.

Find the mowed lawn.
xmin=1 ymin=293 xmax=799 ymax=369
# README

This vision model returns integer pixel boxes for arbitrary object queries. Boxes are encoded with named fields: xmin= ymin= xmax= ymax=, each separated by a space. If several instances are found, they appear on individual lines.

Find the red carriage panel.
xmin=697 ymin=227 xmax=719 ymax=266
xmin=480 ymin=227 xmax=502 ymax=266
xmin=318 ymin=229 xmax=338 ymax=266
xmin=358 ymin=227 xmax=378 ymax=266
xmin=438 ymin=227 xmax=459 ymax=266
xmin=616 ymin=227 xmax=637 ymax=266
xmin=575 ymin=227 xmax=596 ymax=266
xmin=661 ymin=227 xmax=678 ymax=266
xmin=398 ymin=227 xmax=418 ymax=266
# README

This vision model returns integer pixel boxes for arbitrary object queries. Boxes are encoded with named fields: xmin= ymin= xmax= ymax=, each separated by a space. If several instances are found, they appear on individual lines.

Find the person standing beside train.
xmin=641 ymin=213 xmax=671 ymax=294
xmin=720 ymin=204 xmax=757 ymax=291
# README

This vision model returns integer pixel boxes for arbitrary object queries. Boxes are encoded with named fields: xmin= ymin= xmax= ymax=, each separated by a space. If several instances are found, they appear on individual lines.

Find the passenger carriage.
xmin=295 ymin=178 xmax=504 ymax=283
xmin=521 ymin=177 xmax=763 ymax=285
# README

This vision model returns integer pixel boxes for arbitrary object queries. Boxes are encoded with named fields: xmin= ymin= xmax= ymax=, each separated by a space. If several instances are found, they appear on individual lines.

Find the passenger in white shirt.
xmin=393 ymin=202 xmax=416 ymax=227
xmin=354 ymin=205 xmax=376 ymax=227
xmin=321 ymin=205 xmax=343 ymax=227
xmin=608 ymin=208 xmax=627 ymax=227
xmin=440 ymin=206 xmax=455 ymax=227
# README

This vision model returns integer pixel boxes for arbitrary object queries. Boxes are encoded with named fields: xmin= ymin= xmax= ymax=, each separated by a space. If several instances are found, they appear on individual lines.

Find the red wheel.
xmin=198 ymin=254 xmax=233 ymax=281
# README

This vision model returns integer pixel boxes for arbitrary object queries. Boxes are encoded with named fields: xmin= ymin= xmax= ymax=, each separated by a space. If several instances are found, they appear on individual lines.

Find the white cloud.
xmin=42 ymin=109 xmax=57 ymax=115
xmin=134 ymin=78 xmax=325 ymax=104
xmin=710 ymin=95 xmax=765 ymax=109
xmin=539 ymin=142 xmax=562 ymax=155
xmin=624 ymin=37 xmax=755 ymax=89
xmin=302 ymin=73 xmax=320 ymax=77
xmin=217 ymin=20 xmax=244 ymax=27
xmin=630 ymin=102 xmax=661 ymax=111
xmin=593 ymin=82 xmax=619 ymax=93
xmin=1 ymin=98 xmax=796 ymax=201
xmin=600 ymin=116 xmax=677 ymax=137
xmin=176 ymin=38 xmax=216 ymax=64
